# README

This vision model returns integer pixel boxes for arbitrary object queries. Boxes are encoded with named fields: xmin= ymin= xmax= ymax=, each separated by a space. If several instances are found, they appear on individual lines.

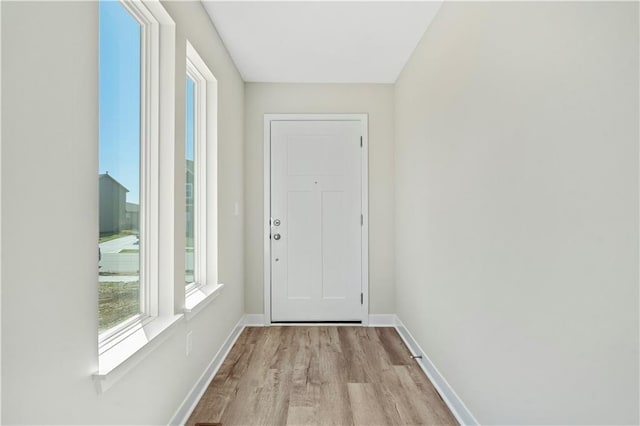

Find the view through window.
xmin=185 ymin=76 xmax=196 ymax=286
xmin=98 ymin=1 xmax=142 ymax=333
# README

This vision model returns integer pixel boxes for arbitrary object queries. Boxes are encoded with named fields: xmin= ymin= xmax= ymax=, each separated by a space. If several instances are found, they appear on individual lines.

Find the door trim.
xmin=263 ymin=114 xmax=369 ymax=326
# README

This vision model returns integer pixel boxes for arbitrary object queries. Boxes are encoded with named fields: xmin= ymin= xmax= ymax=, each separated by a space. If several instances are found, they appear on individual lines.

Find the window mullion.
xmin=196 ymin=78 xmax=207 ymax=287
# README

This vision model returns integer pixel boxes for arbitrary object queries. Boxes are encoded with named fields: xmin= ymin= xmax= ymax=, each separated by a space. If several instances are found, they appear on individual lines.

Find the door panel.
xmin=322 ymin=190 xmax=350 ymax=299
xmin=286 ymin=190 xmax=316 ymax=300
xmin=271 ymin=120 xmax=362 ymax=322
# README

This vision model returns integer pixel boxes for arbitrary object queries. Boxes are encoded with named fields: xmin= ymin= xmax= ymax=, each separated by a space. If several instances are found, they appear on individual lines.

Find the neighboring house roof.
xmin=99 ymin=173 xmax=130 ymax=192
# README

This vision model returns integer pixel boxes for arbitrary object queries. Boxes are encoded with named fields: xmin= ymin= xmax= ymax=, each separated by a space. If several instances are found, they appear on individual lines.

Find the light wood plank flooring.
xmin=187 ymin=327 xmax=457 ymax=426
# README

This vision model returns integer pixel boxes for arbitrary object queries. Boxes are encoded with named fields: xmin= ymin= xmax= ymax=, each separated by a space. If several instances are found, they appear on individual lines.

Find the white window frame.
xmin=184 ymin=65 xmax=205 ymax=294
xmin=183 ymin=41 xmax=222 ymax=317
xmin=95 ymin=0 xmax=178 ymax=393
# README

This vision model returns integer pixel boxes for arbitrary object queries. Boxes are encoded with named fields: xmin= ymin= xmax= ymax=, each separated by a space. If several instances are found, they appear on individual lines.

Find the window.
xmin=96 ymin=0 xmax=177 ymax=383
xmin=185 ymin=75 xmax=196 ymax=287
xmin=98 ymin=0 xmax=142 ymax=334
xmin=184 ymin=41 xmax=217 ymax=301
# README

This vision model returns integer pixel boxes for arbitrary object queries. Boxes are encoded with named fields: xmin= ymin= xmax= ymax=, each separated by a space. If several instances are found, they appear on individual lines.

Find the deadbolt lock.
xmin=273 ymin=219 xmax=281 ymax=226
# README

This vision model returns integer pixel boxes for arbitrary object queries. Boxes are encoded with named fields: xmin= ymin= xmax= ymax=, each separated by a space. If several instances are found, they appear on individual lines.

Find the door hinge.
xmin=361 ymin=292 xmax=364 ymax=305
xmin=360 ymin=136 xmax=363 ymax=147
xmin=361 ymin=214 xmax=363 ymax=226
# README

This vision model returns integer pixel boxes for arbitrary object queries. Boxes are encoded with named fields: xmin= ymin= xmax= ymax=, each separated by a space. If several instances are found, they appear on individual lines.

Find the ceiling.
xmin=202 ymin=1 xmax=443 ymax=83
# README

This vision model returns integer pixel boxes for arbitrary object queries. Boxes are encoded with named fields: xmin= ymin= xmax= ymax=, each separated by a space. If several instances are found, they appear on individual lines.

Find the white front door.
xmin=270 ymin=119 xmax=363 ymax=322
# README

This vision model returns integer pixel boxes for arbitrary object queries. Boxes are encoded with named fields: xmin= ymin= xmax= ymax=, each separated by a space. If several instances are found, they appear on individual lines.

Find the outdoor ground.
xmin=99 ymin=281 xmax=140 ymax=332
xmin=97 ymin=232 xmax=193 ymax=332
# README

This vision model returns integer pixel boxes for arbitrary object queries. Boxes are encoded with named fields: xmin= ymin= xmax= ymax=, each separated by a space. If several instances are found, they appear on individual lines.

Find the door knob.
xmin=273 ymin=233 xmax=281 ymax=240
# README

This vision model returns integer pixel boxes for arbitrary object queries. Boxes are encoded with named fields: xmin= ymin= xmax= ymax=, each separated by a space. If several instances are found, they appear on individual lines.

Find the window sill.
xmin=93 ymin=314 xmax=183 ymax=394
xmin=184 ymin=282 xmax=224 ymax=320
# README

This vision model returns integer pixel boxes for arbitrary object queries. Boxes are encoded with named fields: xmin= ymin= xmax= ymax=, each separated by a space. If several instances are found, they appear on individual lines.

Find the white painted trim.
xmin=155 ymin=0 xmax=176 ymax=317
xmin=184 ymin=40 xmax=219 ymax=293
xmin=93 ymin=314 xmax=183 ymax=394
xmin=168 ymin=315 xmax=246 ymax=426
xmin=360 ymin=118 xmax=370 ymax=326
xmin=120 ymin=0 xmax=162 ymax=318
xmin=185 ymin=57 xmax=207 ymax=291
xmin=243 ymin=314 xmax=266 ymax=326
xmin=394 ymin=316 xmax=479 ymax=426
xmin=367 ymin=314 xmax=396 ymax=327
xmin=184 ymin=283 xmax=224 ymax=320
xmin=263 ymin=114 xmax=370 ymax=325
xmin=263 ymin=115 xmax=272 ymax=325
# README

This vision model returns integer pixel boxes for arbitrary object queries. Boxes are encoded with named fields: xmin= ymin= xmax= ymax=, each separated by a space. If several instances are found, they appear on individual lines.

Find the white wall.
xmin=395 ymin=2 xmax=639 ymax=424
xmin=244 ymin=83 xmax=395 ymax=315
xmin=1 ymin=1 xmax=244 ymax=424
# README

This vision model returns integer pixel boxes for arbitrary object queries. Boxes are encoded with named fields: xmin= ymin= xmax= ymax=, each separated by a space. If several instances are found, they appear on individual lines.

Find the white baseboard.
xmin=394 ymin=316 xmax=479 ymax=426
xmin=368 ymin=314 xmax=397 ymax=326
xmin=168 ymin=315 xmax=246 ymax=426
xmin=243 ymin=314 xmax=265 ymax=326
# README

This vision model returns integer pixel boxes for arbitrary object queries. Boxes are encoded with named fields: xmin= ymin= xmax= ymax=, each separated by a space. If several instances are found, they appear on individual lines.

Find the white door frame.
xmin=263 ymin=114 xmax=369 ymax=326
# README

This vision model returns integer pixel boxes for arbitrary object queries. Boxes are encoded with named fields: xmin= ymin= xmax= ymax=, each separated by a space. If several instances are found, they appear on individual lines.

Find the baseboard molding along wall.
xmin=394 ymin=316 xmax=479 ymax=426
xmin=169 ymin=313 xmax=478 ymax=426
xmin=368 ymin=314 xmax=397 ymax=326
xmin=243 ymin=313 xmax=266 ymax=326
xmin=168 ymin=315 xmax=246 ymax=426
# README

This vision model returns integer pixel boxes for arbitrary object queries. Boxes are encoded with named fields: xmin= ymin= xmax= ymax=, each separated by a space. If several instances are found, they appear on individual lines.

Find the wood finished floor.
xmin=187 ymin=327 xmax=458 ymax=426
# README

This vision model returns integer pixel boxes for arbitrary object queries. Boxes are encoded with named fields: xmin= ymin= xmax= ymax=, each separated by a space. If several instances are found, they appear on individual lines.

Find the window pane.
xmin=98 ymin=1 xmax=142 ymax=333
xmin=185 ymin=76 xmax=196 ymax=286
